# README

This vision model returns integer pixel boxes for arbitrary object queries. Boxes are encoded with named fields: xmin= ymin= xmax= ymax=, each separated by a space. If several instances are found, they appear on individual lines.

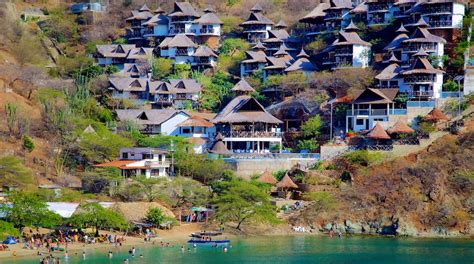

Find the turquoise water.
xmin=11 ymin=236 xmax=474 ymax=263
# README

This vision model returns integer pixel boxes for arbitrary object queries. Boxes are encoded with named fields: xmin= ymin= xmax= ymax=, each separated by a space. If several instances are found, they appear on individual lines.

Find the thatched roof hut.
xmin=422 ymin=108 xmax=448 ymax=122
xmin=276 ymin=174 xmax=298 ymax=189
xmin=367 ymin=123 xmax=391 ymax=140
xmin=111 ymin=202 xmax=174 ymax=223
xmin=387 ymin=120 xmax=415 ymax=134
xmin=257 ymin=170 xmax=277 ymax=185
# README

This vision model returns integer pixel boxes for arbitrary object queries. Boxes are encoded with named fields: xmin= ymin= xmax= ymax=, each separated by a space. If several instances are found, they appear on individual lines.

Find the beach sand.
xmin=0 ymin=223 xmax=203 ymax=260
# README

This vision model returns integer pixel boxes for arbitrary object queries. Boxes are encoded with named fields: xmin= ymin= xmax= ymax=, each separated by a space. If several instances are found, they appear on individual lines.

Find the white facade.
xmin=353 ymin=45 xmax=371 ymax=68
xmin=160 ymin=112 xmax=190 ymax=136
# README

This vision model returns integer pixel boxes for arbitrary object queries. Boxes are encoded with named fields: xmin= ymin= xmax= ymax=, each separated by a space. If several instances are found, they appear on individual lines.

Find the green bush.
xmin=0 ymin=220 xmax=20 ymax=240
xmin=343 ymin=150 xmax=383 ymax=166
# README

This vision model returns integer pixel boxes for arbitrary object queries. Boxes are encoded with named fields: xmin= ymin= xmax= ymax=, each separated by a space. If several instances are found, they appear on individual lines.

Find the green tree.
xmin=301 ymin=115 xmax=323 ymax=138
xmin=213 ymin=180 xmax=277 ymax=230
xmin=5 ymin=103 xmax=18 ymax=136
xmin=297 ymin=139 xmax=319 ymax=152
xmin=136 ymin=177 xmax=166 ymax=202
xmin=443 ymin=80 xmax=460 ymax=92
xmin=0 ymin=156 xmax=33 ymax=187
xmin=151 ymin=57 xmax=173 ymax=80
xmin=145 ymin=207 xmax=166 ymax=226
xmin=0 ymin=220 xmax=21 ymax=240
xmin=173 ymin=63 xmax=191 ymax=79
xmin=68 ymin=202 xmax=128 ymax=234
xmin=159 ymin=177 xmax=210 ymax=208
xmin=22 ymin=135 xmax=35 ymax=153
xmin=2 ymin=192 xmax=61 ymax=229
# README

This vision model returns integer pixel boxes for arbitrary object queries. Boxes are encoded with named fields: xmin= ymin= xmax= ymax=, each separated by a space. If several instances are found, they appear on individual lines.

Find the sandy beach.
xmin=0 ymin=222 xmax=204 ymax=261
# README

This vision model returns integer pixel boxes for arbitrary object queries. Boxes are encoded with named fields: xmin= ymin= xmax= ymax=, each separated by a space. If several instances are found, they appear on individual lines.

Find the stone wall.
xmin=225 ymin=158 xmax=319 ymax=178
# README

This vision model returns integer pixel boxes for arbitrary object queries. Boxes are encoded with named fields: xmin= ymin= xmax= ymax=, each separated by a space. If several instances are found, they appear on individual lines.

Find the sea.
xmin=11 ymin=235 xmax=474 ymax=264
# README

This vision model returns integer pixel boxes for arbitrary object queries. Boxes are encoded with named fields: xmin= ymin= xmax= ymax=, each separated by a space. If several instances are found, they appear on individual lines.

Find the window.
xmin=356 ymin=119 xmax=364 ymax=125
xmin=374 ymin=118 xmax=384 ymax=122
xmin=182 ymin=128 xmax=191 ymax=134
xmin=122 ymin=153 xmax=128 ymax=159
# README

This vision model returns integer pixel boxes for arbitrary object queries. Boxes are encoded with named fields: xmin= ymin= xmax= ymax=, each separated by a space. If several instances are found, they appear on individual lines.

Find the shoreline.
xmin=1 ymin=224 xmax=472 ymax=261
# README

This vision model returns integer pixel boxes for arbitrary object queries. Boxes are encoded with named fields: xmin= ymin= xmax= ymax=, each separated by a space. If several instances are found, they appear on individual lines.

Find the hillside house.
xmin=125 ymin=4 xmax=154 ymax=45
xmin=142 ymin=7 xmax=169 ymax=43
xmin=240 ymin=3 xmax=274 ymax=44
xmin=159 ymin=34 xmax=198 ymax=64
xmin=323 ymin=21 xmax=372 ymax=70
xmin=95 ymin=148 xmax=170 ymax=178
xmin=212 ymin=80 xmax=283 ymax=153
xmin=240 ymin=41 xmax=268 ymax=77
xmin=95 ymin=45 xmax=153 ymax=69
xmin=345 ymin=88 xmax=405 ymax=132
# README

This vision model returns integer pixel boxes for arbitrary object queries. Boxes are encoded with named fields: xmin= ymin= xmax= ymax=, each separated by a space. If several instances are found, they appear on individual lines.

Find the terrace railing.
xmin=346 ymin=109 xmax=407 ymax=116
xmin=348 ymin=145 xmax=394 ymax=151
xmin=429 ymin=20 xmax=453 ymax=28
xmin=407 ymin=100 xmax=435 ymax=107
xmin=441 ymin=91 xmax=463 ymax=98
xmin=222 ymin=131 xmax=281 ymax=138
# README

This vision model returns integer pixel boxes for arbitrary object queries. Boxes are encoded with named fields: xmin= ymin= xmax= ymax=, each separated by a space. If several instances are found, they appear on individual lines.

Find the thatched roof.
xmin=194 ymin=45 xmax=218 ymax=57
xmin=212 ymin=95 xmax=282 ymax=124
xmin=344 ymin=20 xmax=360 ymax=32
xmin=231 ymin=79 xmax=256 ymax=93
xmin=396 ymin=23 xmax=409 ymax=33
xmin=111 ymin=202 xmax=174 ymax=223
xmin=195 ymin=11 xmax=223 ymax=24
xmin=334 ymin=31 xmax=372 ymax=47
xmin=241 ymin=11 xmax=274 ymax=25
xmin=375 ymin=63 xmax=401 ymax=80
xmin=367 ymin=123 xmax=391 ymax=140
xmin=168 ymin=2 xmax=200 ymax=18
xmin=177 ymin=116 xmax=214 ymax=127
xmin=257 ymin=170 xmax=277 ymax=185
xmin=384 ymin=33 xmax=409 ymax=51
xmin=277 ymin=174 xmax=298 ymax=189
xmin=401 ymin=57 xmax=444 ymax=75
xmin=300 ymin=3 xmax=330 ymax=22
xmin=404 ymin=27 xmax=446 ymax=44
xmin=275 ymin=20 xmax=288 ymax=29
xmin=159 ymin=34 xmax=198 ymax=48
xmin=285 ymin=57 xmax=318 ymax=72
xmin=387 ymin=120 xmax=415 ymax=134
xmin=209 ymin=140 xmax=232 ymax=155
xmin=351 ymin=2 xmax=367 ymax=13
xmin=423 ymin=108 xmax=449 ymax=122
xmin=352 ymin=88 xmax=399 ymax=104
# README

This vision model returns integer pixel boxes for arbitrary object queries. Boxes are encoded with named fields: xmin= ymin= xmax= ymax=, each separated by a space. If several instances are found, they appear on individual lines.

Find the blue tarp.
xmin=3 ymin=236 xmax=16 ymax=245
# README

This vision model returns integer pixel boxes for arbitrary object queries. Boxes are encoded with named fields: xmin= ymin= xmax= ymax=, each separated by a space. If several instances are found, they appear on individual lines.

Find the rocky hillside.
xmin=290 ymin=117 xmax=474 ymax=237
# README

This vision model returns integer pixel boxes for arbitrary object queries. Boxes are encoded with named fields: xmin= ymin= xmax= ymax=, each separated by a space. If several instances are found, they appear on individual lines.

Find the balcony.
xmin=367 ymin=4 xmax=389 ymax=13
xmin=200 ymin=28 xmax=216 ymax=34
xmin=407 ymin=100 xmax=435 ymax=107
xmin=410 ymin=91 xmax=434 ymax=97
xmin=428 ymin=20 xmax=453 ymax=28
xmin=145 ymin=161 xmax=171 ymax=168
xmin=441 ymin=91 xmax=463 ymax=98
xmin=346 ymin=109 xmax=407 ymax=116
xmin=175 ymin=49 xmax=189 ymax=56
xmin=170 ymin=17 xmax=195 ymax=23
xmin=404 ymin=76 xmax=435 ymax=84
xmin=243 ymin=25 xmax=268 ymax=32
xmin=423 ymin=6 xmax=453 ymax=15
xmin=368 ymin=16 xmax=387 ymax=25
xmin=222 ymin=131 xmax=281 ymax=138
xmin=335 ymin=48 xmax=353 ymax=56
xmin=403 ymin=44 xmax=436 ymax=53
xmin=324 ymin=11 xmax=343 ymax=21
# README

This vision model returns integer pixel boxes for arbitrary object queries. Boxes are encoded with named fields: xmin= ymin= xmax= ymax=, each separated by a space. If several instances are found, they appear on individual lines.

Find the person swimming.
xmin=108 ymin=250 xmax=113 ymax=258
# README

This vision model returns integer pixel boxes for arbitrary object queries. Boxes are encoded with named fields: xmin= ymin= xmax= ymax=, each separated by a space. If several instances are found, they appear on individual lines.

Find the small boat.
xmin=187 ymin=231 xmax=230 ymax=247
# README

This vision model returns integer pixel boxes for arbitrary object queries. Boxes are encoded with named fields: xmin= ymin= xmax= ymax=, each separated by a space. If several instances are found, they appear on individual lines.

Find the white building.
xmin=240 ymin=3 xmax=274 ymax=44
xmin=159 ymin=34 xmax=197 ymax=64
xmin=95 ymin=148 xmax=170 ymax=178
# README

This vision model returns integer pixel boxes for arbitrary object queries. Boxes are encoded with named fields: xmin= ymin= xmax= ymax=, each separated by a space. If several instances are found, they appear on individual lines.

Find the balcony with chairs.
xmin=222 ymin=130 xmax=281 ymax=139
xmin=404 ymin=75 xmax=435 ymax=84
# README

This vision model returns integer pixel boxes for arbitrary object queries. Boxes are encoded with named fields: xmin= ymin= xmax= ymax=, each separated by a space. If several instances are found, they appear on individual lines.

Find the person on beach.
xmin=108 ymin=250 xmax=113 ymax=258
xmin=181 ymin=245 xmax=185 ymax=252
xmin=82 ymin=251 xmax=86 ymax=259
xmin=123 ymin=258 xmax=129 ymax=264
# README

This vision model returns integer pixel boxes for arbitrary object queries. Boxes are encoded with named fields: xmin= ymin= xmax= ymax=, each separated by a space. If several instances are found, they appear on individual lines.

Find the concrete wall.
xmin=225 ymin=158 xmax=319 ymax=178
xmin=320 ymin=145 xmax=349 ymax=160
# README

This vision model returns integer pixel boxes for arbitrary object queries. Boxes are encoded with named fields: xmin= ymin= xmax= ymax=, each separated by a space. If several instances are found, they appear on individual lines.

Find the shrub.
xmin=343 ymin=150 xmax=383 ymax=166
xmin=297 ymin=139 xmax=319 ymax=152
xmin=151 ymin=57 xmax=173 ymax=80
xmin=0 ymin=220 xmax=20 ymax=240
xmin=22 ymin=135 xmax=35 ymax=153
xmin=145 ymin=207 xmax=166 ymax=226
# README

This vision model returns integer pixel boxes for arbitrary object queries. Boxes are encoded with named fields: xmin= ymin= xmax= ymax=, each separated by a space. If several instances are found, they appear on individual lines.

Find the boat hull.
xmin=187 ymin=240 xmax=230 ymax=246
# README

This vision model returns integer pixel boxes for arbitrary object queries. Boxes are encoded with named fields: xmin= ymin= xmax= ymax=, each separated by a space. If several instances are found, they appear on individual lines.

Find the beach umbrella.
xmin=277 ymin=173 xmax=298 ymax=190
xmin=387 ymin=120 xmax=415 ymax=134
xmin=422 ymin=108 xmax=448 ymax=122
xmin=366 ymin=122 xmax=391 ymax=140
xmin=257 ymin=170 xmax=277 ymax=185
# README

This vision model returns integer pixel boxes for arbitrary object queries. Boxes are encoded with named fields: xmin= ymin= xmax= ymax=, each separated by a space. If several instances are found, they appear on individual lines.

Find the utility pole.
xmin=170 ymin=140 xmax=175 ymax=177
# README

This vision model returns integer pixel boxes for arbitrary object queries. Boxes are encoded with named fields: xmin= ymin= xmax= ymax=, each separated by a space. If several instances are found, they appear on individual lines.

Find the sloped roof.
xmin=266 ymin=29 xmax=291 ymax=42
xmin=387 ymin=120 xmax=415 ymax=134
xmin=142 ymin=14 xmax=169 ymax=26
xmin=401 ymin=57 xmax=445 ymax=75
xmin=114 ymin=63 xmax=148 ymax=77
xmin=160 ymin=34 xmax=198 ymax=48
xmin=396 ymin=23 xmax=409 ymax=33
xmin=265 ymin=56 xmax=292 ymax=70
xmin=388 ymin=53 xmax=401 ymax=63
xmin=138 ymin=4 xmax=150 ymax=12
xmin=285 ymin=57 xmax=318 ymax=72
xmin=251 ymin=3 xmax=264 ymax=12
xmin=412 ymin=18 xmax=430 ymax=28
xmin=394 ymin=0 xmax=418 ymax=5
xmin=177 ymin=115 xmax=214 ymax=127
xmin=275 ymin=20 xmax=288 ymax=29
xmin=116 ymin=109 xmax=187 ymax=126
xmin=300 ymin=3 xmax=330 ymax=22
xmin=126 ymin=47 xmax=154 ymax=60
xmin=404 ymin=27 xmax=446 ymax=43
xmin=334 ymin=31 xmax=372 ymax=46
xmin=297 ymin=49 xmax=310 ymax=58
xmin=329 ymin=0 xmax=353 ymax=9
xmin=151 ymin=81 xmax=175 ymax=94
xmin=367 ymin=123 xmax=391 ymax=140
xmin=241 ymin=12 xmax=274 ymax=25
xmin=242 ymin=50 xmax=267 ymax=63
xmin=195 ymin=12 xmax=223 ymax=24
xmin=277 ymin=174 xmax=298 ymax=189
xmin=258 ymin=170 xmax=278 ymax=185
xmin=194 ymin=45 xmax=218 ymax=57
xmin=231 ymin=79 xmax=256 ymax=93
xmin=96 ymin=44 xmax=136 ymax=58
xmin=344 ymin=20 xmax=360 ymax=32
xmin=423 ymin=107 xmax=449 ymax=121
xmin=212 ymin=95 xmax=282 ymax=124
xmin=126 ymin=9 xmax=153 ymax=21
xmin=169 ymin=79 xmax=202 ymax=94
xmin=109 ymin=77 xmax=148 ymax=92
xmin=168 ymin=2 xmax=200 ymax=17
xmin=384 ymin=33 xmax=409 ymax=50
xmin=252 ymin=40 xmax=266 ymax=50
xmin=352 ymin=88 xmax=399 ymax=104
xmin=350 ymin=2 xmax=367 ymax=13
xmin=375 ymin=63 xmax=402 ymax=80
